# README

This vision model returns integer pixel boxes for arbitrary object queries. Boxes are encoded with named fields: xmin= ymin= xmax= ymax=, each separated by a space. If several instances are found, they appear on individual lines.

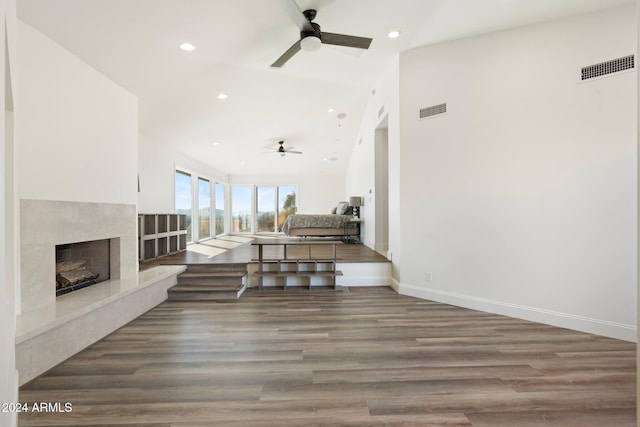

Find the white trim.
xmin=397 ymin=282 xmax=636 ymax=342
xmin=390 ymin=276 xmax=401 ymax=293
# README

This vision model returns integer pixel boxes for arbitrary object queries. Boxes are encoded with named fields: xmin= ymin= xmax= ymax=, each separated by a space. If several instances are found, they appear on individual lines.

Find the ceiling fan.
xmin=265 ymin=141 xmax=302 ymax=157
xmin=271 ymin=0 xmax=373 ymax=68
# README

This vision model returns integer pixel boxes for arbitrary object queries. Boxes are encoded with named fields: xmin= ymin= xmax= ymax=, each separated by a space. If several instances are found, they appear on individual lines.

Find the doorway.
xmin=375 ymin=117 xmax=389 ymax=255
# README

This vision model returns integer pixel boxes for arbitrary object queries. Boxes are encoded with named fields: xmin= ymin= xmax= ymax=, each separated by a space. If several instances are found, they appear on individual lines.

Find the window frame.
xmin=197 ymin=177 xmax=212 ymax=241
xmin=174 ymin=169 xmax=194 ymax=243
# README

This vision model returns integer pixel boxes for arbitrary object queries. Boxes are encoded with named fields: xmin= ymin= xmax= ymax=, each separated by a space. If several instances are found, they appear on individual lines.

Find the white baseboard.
xmin=397 ymin=282 xmax=636 ymax=342
xmin=390 ymin=276 xmax=401 ymax=293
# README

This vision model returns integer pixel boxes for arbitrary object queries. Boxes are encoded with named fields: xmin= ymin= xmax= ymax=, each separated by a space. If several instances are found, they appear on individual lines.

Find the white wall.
xmin=397 ymin=7 xmax=637 ymax=341
xmin=346 ymin=57 xmax=402 ymax=275
xmin=12 ymin=19 xmax=140 ymax=391
xmin=138 ymin=134 xmax=228 ymax=213
xmin=15 ymin=20 xmax=138 ymax=205
xmin=229 ymin=173 xmax=346 ymax=215
xmin=2 ymin=0 xmax=18 ymax=425
xmin=636 ymin=0 xmax=640 ymax=414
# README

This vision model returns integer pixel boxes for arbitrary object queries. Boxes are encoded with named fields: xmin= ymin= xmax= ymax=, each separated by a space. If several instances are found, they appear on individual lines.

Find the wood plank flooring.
xmin=18 ymin=287 xmax=635 ymax=426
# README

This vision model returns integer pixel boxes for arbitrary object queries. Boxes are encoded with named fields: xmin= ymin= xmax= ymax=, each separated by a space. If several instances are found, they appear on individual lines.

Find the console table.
xmin=252 ymin=239 xmax=343 ymax=290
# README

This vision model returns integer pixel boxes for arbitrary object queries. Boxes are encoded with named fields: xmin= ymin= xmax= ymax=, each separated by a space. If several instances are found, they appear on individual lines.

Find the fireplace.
xmin=17 ymin=199 xmax=186 ymax=386
xmin=20 ymin=199 xmax=137 ymax=312
xmin=55 ymin=239 xmax=111 ymax=296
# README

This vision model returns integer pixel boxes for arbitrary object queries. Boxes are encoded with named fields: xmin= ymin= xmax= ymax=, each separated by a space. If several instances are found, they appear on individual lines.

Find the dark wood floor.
xmin=19 ymin=287 xmax=635 ymax=426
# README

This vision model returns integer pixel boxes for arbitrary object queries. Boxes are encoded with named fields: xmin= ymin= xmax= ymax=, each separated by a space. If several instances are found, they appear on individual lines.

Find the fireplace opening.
xmin=55 ymin=239 xmax=111 ymax=297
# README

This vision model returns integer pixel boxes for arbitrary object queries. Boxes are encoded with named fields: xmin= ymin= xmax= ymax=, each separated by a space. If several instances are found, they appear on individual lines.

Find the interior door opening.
xmin=375 ymin=117 xmax=389 ymax=255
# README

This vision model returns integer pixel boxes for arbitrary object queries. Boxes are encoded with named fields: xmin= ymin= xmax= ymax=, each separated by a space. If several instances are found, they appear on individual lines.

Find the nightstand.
xmin=343 ymin=218 xmax=363 ymax=244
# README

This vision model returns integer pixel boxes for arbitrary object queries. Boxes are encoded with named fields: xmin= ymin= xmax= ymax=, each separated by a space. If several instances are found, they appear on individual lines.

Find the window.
xmin=175 ymin=170 xmax=193 ymax=242
xmin=256 ymin=186 xmax=276 ymax=232
xmin=215 ymin=182 xmax=225 ymax=236
xmin=198 ymin=178 xmax=211 ymax=240
xmin=255 ymin=185 xmax=296 ymax=233
xmin=278 ymin=186 xmax=296 ymax=231
xmin=231 ymin=186 xmax=252 ymax=233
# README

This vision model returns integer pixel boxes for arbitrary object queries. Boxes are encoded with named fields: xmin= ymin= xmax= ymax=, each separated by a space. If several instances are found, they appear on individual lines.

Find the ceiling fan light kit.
xmin=299 ymin=10 xmax=322 ymax=52
xmin=300 ymin=35 xmax=321 ymax=52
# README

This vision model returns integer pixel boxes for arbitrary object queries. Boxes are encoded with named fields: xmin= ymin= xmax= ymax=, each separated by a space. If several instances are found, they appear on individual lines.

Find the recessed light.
xmin=323 ymin=158 xmax=328 ymax=162
xmin=212 ymin=141 xmax=221 ymax=146
xmin=388 ymin=30 xmax=401 ymax=39
xmin=328 ymin=108 xmax=335 ymax=113
xmin=217 ymin=93 xmax=228 ymax=100
xmin=179 ymin=42 xmax=196 ymax=51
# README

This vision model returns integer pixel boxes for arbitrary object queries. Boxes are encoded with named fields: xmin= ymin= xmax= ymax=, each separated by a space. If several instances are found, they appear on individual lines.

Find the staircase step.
xmin=171 ymin=284 xmax=243 ymax=292
xmin=177 ymin=276 xmax=245 ymax=286
xmin=167 ymin=262 xmax=249 ymax=301
xmin=183 ymin=263 xmax=248 ymax=273
xmin=179 ymin=271 xmax=246 ymax=278
xmin=178 ymin=276 xmax=243 ymax=286
xmin=167 ymin=283 xmax=246 ymax=301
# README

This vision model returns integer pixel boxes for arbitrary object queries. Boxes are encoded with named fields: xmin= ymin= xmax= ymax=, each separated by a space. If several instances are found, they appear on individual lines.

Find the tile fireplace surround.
xmin=20 ymin=199 xmax=138 ymax=311
xmin=16 ymin=199 xmax=185 ymax=385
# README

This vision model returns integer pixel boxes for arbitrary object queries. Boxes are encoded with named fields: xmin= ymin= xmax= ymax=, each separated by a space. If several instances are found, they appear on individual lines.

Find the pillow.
xmin=330 ymin=206 xmax=337 ymax=214
xmin=336 ymin=201 xmax=349 ymax=215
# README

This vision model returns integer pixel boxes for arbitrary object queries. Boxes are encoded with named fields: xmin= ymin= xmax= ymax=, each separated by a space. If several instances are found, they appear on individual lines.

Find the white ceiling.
xmin=17 ymin=0 xmax=633 ymax=176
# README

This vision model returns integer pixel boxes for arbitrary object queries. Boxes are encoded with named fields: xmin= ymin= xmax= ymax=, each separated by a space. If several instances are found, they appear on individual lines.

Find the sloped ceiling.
xmin=17 ymin=0 xmax=633 ymax=175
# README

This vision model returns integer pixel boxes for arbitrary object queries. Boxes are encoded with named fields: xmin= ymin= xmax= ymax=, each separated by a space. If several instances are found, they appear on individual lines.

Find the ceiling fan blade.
xmin=287 ymin=150 xmax=303 ymax=154
xmin=322 ymin=32 xmax=372 ymax=50
xmin=271 ymin=40 xmax=302 ymax=68
xmin=277 ymin=0 xmax=312 ymax=31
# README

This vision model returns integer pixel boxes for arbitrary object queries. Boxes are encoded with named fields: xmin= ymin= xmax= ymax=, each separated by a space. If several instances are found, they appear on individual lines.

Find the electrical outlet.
xmin=425 ymin=272 xmax=433 ymax=282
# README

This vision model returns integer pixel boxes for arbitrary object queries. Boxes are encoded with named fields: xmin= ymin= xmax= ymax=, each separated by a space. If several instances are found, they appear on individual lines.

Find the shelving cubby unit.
xmin=138 ymin=213 xmax=188 ymax=262
xmin=252 ymin=240 xmax=343 ymax=290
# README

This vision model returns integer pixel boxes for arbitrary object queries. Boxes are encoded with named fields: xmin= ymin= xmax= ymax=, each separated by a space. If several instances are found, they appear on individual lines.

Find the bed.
xmin=282 ymin=214 xmax=359 ymax=239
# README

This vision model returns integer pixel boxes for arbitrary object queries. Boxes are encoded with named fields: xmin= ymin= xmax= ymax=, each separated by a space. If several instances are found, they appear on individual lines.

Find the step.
xmin=179 ymin=271 xmax=246 ymax=279
xmin=167 ymin=283 xmax=246 ymax=301
xmin=176 ymin=278 xmax=244 ymax=286
xmin=170 ymin=284 xmax=244 ymax=292
xmin=177 ymin=276 xmax=245 ymax=286
xmin=182 ymin=263 xmax=248 ymax=273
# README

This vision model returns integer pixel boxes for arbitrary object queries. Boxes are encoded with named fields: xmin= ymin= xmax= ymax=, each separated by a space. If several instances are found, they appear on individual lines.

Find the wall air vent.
xmin=581 ymin=55 xmax=634 ymax=81
xmin=419 ymin=103 xmax=447 ymax=120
